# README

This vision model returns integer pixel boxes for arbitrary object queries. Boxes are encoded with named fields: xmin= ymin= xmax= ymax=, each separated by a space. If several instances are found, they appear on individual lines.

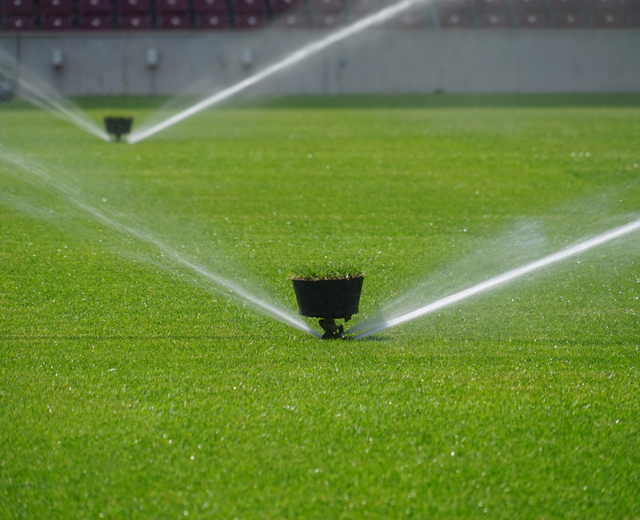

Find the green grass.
xmin=1 ymin=95 xmax=639 ymax=519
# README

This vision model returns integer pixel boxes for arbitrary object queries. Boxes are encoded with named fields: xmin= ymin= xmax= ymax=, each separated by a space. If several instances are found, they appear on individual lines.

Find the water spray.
xmin=348 ymin=217 xmax=640 ymax=339
xmin=0 ymin=144 xmax=320 ymax=338
xmin=0 ymin=49 xmax=110 ymax=141
xmin=127 ymin=0 xmax=428 ymax=144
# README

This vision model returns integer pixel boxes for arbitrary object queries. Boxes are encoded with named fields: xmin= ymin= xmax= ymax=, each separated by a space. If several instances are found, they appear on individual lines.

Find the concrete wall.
xmin=1 ymin=30 xmax=639 ymax=96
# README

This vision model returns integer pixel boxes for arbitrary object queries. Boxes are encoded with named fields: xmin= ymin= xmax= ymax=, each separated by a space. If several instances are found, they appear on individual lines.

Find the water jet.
xmin=104 ymin=117 xmax=134 ymax=142
xmin=292 ymin=272 xmax=364 ymax=339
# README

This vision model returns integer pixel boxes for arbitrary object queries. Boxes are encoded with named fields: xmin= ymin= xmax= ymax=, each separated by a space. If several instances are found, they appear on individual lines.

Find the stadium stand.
xmin=1 ymin=0 xmax=638 ymax=31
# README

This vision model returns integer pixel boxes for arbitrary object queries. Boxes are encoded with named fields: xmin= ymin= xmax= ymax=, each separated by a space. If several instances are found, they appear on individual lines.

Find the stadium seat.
xmin=233 ymin=0 xmax=268 ymax=13
xmin=78 ymin=0 xmax=112 ymax=14
xmin=156 ymin=0 xmax=190 ymax=12
xmin=438 ymin=9 xmax=473 ymax=27
xmin=548 ymin=0 xmax=583 ymax=10
xmin=2 ymin=14 xmax=35 ymax=29
xmin=119 ymin=13 xmax=153 ymax=27
xmin=348 ymin=0 xmax=382 ymax=15
xmin=472 ymin=0 xmax=507 ymax=11
xmin=41 ymin=14 xmax=75 ymax=29
xmin=591 ymin=10 xmax=627 ymax=25
xmin=552 ymin=10 xmax=589 ymax=25
xmin=270 ymin=0 xmax=305 ymax=12
xmin=40 ymin=0 xmax=74 ymax=14
xmin=234 ymin=12 xmax=268 ymax=27
xmin=193 ymin=0 xmax=229 ymax=13
xmin=1 ymin=0 xmax=35 ymax=15
xmin=158 ymin=12 xmax=192 ymax=27
xmin=271 ymin=12 xmax=310 ymax=27
xmin=513 ymin=10 xmax=550 ymax=26
xmin=195 ymin=12 xmax=232 ymax=27
xmin=394 ymin=7 xmax=429 ymax=28
xmin=311 ymin=11 xmax=345 ymax=26
xmin=309 ymin=0 xmax=345 ymax=13
xmin=117 ymin=0 xmax=151 ymax=14
xmin=476 ymin=10 xmax=511 ymax=26
xmin=585 ymin=0 xmax=623 ymax=9
xmin=80 ymin=13 xmax=114 ymax=28
xmin=510 ymin=0 xmax=546 ymax=11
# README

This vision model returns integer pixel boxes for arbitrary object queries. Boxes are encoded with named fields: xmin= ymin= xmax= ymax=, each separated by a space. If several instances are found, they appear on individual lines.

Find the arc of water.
xmin=349 ymin=217 xmax=640 ymax=339
xmin=0 ymin=50 xmax=110 ymax=141
xmin=127 ymin=0 xmax=428 ymax=144
xmin=0 ymin=144 xmax=320 ymax=337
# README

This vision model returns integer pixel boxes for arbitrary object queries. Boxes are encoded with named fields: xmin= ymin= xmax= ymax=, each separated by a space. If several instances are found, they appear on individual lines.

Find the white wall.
xmin=1 ymin=29 xmax=639 ymax=96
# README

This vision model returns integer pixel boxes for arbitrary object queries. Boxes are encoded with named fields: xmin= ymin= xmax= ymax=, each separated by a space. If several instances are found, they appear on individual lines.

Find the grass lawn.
xmin=1 ymin=95 xmax=639 ymax=518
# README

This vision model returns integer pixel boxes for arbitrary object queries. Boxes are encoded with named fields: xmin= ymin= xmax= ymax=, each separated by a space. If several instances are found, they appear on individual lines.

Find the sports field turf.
xmin=1 ymin=95 xmax=639 ymax=518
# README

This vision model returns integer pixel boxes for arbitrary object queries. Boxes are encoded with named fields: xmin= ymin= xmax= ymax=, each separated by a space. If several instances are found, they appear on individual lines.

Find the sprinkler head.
xmin=292 ymin=276 xmax=364 ymax=340
xmin=104 ymin=116 xmax=133 ymax=142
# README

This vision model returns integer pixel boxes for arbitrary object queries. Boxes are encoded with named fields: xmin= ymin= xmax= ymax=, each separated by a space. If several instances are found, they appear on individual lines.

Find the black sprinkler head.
xmin=104 ymin=116 xmax=133 ymax=142
xmin=292 ymin=276 xmax=364 ymax=339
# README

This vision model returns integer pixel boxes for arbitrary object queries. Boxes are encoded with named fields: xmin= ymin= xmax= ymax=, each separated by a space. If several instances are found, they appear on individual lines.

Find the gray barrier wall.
xmin=1 ymin=30 xmax=639 ymax=96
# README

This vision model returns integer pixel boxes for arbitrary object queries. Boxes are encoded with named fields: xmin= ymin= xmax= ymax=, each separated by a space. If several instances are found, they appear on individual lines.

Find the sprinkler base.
xmin=319 ymin=318 xmax=344 ymax=340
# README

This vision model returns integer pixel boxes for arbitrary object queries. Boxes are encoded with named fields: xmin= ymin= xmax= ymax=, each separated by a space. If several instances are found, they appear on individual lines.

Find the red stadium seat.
xmin=626 ymin=0 xmax=640 ymax=11
xmin=552 ymin=10 xmax=589 ymax=25
xmin=41 ymin=14 xmax=75 ymax=28
xmin=394 ymin=7 xmax=429 ymax=28
xmin=1 ymin=0 xmax=35 ymax=15
xmin=120 ymin=13 xmax=153 ymax=27
xmin=117 ymin=0 xmax=150 ymax=14
xmin=348 ymin=0 xmax=382 ymax=15
xmin=195 ymin=12 xmax=232 ymax=27
xmin=40 ymin=0 xmax=74 ymax=14
xmin=233 ymin=0 xmax=268 ymax=13
xmin=78 ymin=0 xmax=111 ymax=14
xmin=2 ymin=14 xmax=35 ymax=29
xmin=585 ymin=0 xmax=622 ymax=9
xmin=234 ymin=12 xmax=268 ymax=27
xmin=271 ymin=0 xmax=304 ymax=11
xmin=438 ymin=9 xmax=473 ymax=27
xmin=311 ymin=11 xmax=345 ymax=26
xmin=510 ymin=0 xmax=546 ymax=11
xmin=156 ymin=0 xmax=190 ymax=13
xmin=272 ymin=12 xmax=309 ymax=27
xmin=309 ymin=0 xmax=344 ymax=13
xmin=548 ymin=0 xmax=583 ymax=10
xmin=472 ymin=0 xmax=507 ymax=11
xmin=592 ymin=10 xmax=627 ymax=24
xmin=513 ymin=10 xmax=550 ymax=26
xmin=476 ymin=10 xmax=511 ymax=26
xmin=80 ymin=13 xmax=113 ymax=27
xmin=158 ymin=12 xmax=192 ymax=26
xmin=193 ymin=0 xmax=229 ymax=13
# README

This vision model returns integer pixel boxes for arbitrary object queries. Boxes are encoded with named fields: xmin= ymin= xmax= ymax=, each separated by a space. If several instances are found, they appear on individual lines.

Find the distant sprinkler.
xmin=51 ymin=49 xmax=64 ymax=71
xmin=104 ymin=117 xmax=134 ymax=142
xmin=292 ymin=273 xmax=364 ymax=339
